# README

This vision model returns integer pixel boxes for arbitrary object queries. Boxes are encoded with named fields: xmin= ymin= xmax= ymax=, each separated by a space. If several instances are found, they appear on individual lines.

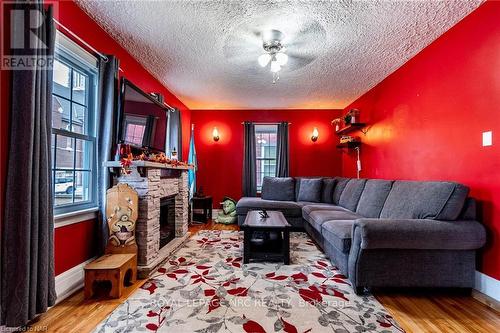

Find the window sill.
xmin=54 ymin=207 xmax=99 ymax=228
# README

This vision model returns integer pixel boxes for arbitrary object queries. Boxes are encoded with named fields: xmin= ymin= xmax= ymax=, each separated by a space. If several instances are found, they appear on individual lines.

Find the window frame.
xmin=52 ymin=40 xmax=98 ymax=216
xmin=255 ymin=124 xmax=278 ymax=193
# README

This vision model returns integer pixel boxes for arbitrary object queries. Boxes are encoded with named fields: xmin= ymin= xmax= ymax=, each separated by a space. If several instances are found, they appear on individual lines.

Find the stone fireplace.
xmin=106 ymin=161 xmax=191 ymax=278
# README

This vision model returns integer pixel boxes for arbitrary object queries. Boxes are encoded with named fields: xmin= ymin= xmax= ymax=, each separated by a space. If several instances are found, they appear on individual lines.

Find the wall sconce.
xmin=311 ymin=127 xmax=319 ymax=142
xmin=212 ymin=127 xmax=220 ymax=142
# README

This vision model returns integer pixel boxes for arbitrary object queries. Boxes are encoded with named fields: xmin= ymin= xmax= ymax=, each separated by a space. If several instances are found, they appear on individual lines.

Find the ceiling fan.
xmin=257 ymin=30 xmax=288 ymax=83
xmin=223 ymin=18 xmax=326 ymax=84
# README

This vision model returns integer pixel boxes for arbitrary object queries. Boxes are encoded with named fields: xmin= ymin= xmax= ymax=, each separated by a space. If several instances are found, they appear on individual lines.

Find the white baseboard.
xmin=474 ymin=270 xmax=500 ymax=302
xmin=54 ymin=257 xmax=96 ymax=304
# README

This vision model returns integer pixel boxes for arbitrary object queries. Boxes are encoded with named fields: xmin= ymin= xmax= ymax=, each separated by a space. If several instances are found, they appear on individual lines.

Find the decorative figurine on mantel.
xmin=171 ymin=147 xmax=178 ymax=161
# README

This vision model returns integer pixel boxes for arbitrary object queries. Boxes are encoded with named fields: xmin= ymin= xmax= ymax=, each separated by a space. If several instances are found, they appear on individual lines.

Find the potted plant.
xmin=344 ymin=109 xmax=360 ymax=125
xmin=344 ymin=112 xmax=352 ymax=125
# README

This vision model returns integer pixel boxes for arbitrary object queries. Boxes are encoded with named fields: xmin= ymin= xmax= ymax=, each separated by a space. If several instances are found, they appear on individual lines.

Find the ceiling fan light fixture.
xmin=258 ymin=53 xmax=271 ymax=67
xmin=275 ymin=52 xmax=288 ymax=66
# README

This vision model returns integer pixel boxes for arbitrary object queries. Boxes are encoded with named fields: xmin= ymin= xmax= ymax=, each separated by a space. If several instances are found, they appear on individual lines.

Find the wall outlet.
xmin=482 ymin=131 xmax=493 ymax=147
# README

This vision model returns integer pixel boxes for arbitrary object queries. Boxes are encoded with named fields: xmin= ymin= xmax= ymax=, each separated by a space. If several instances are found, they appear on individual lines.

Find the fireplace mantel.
xmin=105 ymin=160 xmax=193 ymax=177
xmin=104 ymin=160 xmax=193 ymax=170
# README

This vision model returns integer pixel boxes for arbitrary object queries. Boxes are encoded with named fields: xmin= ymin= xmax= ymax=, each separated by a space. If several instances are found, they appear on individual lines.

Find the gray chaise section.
xmin=349 ymin=218 xmax=485 ymax=291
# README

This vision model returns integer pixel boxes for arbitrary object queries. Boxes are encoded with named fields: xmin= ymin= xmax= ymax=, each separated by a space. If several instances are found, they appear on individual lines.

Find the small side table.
xmin=191 ymin=196 xmax=212 ymax=223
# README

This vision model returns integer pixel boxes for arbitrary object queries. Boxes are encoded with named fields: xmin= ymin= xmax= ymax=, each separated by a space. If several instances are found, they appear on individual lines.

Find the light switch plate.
xmin=482 ymin=131 xmax=493 ymax=147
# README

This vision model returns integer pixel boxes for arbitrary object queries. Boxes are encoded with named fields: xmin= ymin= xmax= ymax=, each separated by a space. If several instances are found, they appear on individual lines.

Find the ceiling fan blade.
xmin=285 ymin=20 xmax=326 ymax=49
xmin=283 ymin=51 xmax=318 ymax=71
xmin=223 ymin=32 xmax=262 ymax=63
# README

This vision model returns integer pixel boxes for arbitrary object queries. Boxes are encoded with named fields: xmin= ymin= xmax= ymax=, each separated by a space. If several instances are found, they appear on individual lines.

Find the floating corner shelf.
xmin=336 ymin=141 xmax=361 ymax=149
xmin=335 ymin=123 xmax=366 ymax=135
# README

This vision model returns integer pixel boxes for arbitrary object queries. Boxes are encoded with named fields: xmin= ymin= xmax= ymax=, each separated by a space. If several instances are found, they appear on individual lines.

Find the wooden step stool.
xmin=84 ymin=184 xmax=139 ymax=299
xmin=84 ymin=253 xmax=137 ymax=299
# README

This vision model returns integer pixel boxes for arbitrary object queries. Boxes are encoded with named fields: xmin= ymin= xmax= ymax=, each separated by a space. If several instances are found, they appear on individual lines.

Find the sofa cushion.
xmin=332 ymin=177 xmax=350 ymax=204
xmin=236 ymin=197 xmax=301 ymax=216
xmin=297 ymin=178 xmax=322 ymax=202
xmin=305 ymin=209 xmax=361 ymax=233
xmin=301 ymin=204 xmax=349 ymax=218
xmin=261 ymin=177 xmax=295 ymax=201
xmin=339 ymin=179 xmax=367 ymax=211
xmin=321 ymin=178 xmax=336 ymax=203
xmin=322 ymin=220 xmax=355 ymax=253
xmin=380 ymin=181 xmax=469 ymax=220
xmin=356 ymin=179 xmax=393 ymax=218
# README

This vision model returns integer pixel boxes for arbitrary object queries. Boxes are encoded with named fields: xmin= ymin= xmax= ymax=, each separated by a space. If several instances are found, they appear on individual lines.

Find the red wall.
xmin=191 ymin=110 xmax=342 ymax=204
xmin=54 ymin=220 xmax=97 ymax=275
xmin=341 ymin=1 xmax=500 ymax=280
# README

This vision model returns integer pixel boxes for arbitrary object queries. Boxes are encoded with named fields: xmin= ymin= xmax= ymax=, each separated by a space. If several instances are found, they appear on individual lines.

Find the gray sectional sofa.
xmin=236 ymin=176 xmax=486 ymax=294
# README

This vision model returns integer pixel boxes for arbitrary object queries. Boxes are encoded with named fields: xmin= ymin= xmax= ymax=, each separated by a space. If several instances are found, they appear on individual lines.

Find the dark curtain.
xmin=168 ymin=108 xmax=182 ymax=160
xmin=96 ymin=55 xmax=119 ymax=255
xmin=242 ymin=122 xmax=257 ymax=196
xmin=1 ymin=4 xmax=56 ymax=327
xmin=276 ymin=121 xmax=290 ymax=177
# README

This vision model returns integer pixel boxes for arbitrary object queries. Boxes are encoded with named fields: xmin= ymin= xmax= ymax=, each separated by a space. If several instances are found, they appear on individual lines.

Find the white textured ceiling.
xmin=76 ymin=0 xmax=482 ymax=110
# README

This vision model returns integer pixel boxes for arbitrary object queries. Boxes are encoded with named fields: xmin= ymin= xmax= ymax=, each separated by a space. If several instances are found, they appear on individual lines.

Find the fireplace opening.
xmin=160 ymin=195 xmax=176 ymax=248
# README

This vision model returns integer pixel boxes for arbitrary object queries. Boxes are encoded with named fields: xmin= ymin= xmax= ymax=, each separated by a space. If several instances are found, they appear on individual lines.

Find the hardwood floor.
xmin=29 ymin=220 xmax=499 ymax=333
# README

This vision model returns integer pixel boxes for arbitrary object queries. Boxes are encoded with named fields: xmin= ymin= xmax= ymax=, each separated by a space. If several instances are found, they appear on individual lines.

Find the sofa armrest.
xmin=352 ymin=218 xmax=486 ymax=250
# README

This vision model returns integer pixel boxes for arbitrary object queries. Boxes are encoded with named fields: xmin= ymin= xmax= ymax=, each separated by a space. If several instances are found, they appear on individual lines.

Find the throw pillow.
xmin=261 ymin=177 xmax=295 ymax=201
xmin=321 ymin=178 xmax=336 ymax=203
xmin=297 ymin=178 xmax=323 ymax=202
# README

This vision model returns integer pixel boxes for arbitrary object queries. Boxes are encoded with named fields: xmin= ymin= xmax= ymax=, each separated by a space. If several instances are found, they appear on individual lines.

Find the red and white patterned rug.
xmin=94 ymin=231 xmax=404 ymax=333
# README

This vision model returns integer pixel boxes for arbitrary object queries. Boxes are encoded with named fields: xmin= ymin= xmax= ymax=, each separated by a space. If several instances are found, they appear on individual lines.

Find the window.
xmin=255 ymin=124 xmax=278 ymax=192
xmin=52 ymin=32 xmax=98 ymax=214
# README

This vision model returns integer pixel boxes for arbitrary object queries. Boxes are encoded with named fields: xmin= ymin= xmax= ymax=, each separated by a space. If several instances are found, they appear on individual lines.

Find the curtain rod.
xmin=240 ymin=122 xmax=291 ymax=125
xmin=53 ymin=18 xmax=108 ymax=61
xmin=53 ymin=18 xmax=123 ymax=72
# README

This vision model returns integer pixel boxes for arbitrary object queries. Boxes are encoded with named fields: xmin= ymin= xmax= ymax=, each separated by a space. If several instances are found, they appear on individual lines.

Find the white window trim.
xmin=54 ymin=207 xmax=99 ymax=228
xmin=53 ymin=31 xmax=99 ymax=216
xmin=55 ymin=31 xmax=98 ymax=68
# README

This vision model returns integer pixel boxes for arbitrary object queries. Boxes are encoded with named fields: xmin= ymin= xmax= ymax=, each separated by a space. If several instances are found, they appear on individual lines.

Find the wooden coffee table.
xmin=241 ymin=210 xmax=291 ymax=264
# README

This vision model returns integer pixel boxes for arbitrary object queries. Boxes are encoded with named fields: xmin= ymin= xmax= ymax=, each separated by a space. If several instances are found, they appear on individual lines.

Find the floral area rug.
xmin=94 ymin=231 xmax=404 ymax=333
